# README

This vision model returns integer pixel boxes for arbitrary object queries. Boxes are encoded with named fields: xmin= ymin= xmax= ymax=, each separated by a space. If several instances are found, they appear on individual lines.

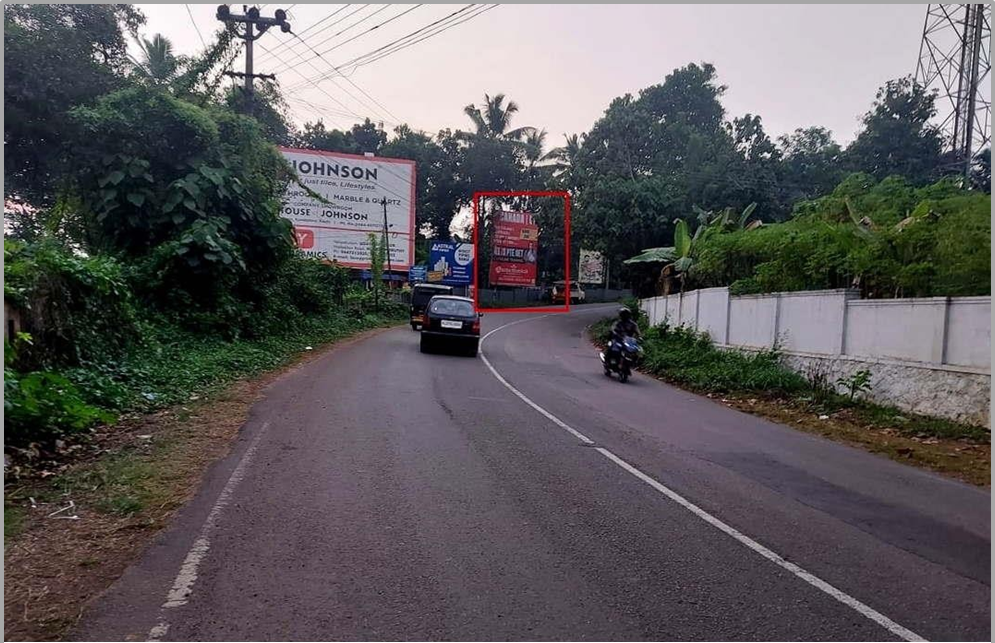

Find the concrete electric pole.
xmin=216 ymin=5 xmax=291 ymax=110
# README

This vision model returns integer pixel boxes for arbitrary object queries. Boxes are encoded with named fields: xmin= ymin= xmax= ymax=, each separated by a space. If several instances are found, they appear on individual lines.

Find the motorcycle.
xmin=600 ymin=333 xmax=642 ymax=383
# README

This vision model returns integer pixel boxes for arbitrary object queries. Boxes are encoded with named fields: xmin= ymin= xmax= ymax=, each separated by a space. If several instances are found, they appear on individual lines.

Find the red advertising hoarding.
xmin=488 ymin=210 xmax=539 ymax=287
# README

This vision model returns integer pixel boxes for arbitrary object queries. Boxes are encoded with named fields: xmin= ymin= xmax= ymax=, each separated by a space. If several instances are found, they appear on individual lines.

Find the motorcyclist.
xmin=611 ymin=306 xmax=640 ymax=340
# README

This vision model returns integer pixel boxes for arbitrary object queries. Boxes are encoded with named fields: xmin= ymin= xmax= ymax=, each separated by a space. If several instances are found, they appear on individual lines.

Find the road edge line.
xmin=479 ymin=317 xmax=927 ymax=643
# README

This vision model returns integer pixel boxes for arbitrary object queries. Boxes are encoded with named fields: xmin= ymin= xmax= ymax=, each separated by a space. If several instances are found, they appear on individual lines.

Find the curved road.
xmin=76 ymin=306 xmax=990 ymax=641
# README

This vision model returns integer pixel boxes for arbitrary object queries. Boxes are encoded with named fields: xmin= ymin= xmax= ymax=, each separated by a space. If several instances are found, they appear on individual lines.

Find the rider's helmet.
xmin=618 ymin=306 xmax=632 ymax=321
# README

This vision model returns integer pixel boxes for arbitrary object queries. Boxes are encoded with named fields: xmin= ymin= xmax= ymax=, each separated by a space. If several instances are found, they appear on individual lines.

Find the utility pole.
xmin=216 ymin=5 xmax=291 ymax=112
xmin=382 ymin=198 xmax=394 ymax=283
xmin=915 ymin=4 xmax=991 ymax=183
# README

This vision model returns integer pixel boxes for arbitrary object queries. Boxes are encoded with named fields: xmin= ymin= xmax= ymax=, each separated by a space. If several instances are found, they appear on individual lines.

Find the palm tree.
xmin=462 ymin=93 xmax=534 ymax=140
xmin=130 ymin=34 xmax=185 ymax=85
xmin=542 ymin=133 xmax=583 ymax=185
xmin=523 ymin=128 xmax=547 ymax=165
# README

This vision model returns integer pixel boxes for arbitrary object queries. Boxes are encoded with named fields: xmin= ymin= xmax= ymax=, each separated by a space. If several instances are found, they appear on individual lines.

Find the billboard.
xmin=278 ymin=147 xmax=416 ymax=269
xmin=488 ymin=210 xmax=539 ymax=287
xmin=579 ymin=249 xmax=604 ymax=284
xmin=427 ymin=241 xmax=474 ymax=285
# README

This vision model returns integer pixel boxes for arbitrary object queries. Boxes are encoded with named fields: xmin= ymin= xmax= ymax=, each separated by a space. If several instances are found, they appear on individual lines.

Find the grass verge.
xmin=590 ymin=316 xmax=990 ymax=486
xmin=3 ymin=315 xmax=402 ymax=641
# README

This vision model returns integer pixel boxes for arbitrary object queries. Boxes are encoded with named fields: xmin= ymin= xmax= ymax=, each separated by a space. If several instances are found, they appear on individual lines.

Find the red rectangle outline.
xmin=472 ymin=191 xmax=571 ymax=314
xmin=278 ymin=146 xmax=416 ymax=271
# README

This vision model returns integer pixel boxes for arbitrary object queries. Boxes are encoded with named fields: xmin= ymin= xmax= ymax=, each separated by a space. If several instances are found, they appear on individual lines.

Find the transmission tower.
xmin=915 ymin=4 xmax=991 ymax=179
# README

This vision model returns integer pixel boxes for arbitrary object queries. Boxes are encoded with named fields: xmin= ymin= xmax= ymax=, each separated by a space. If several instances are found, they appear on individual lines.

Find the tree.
xmin=729 ymin=114 xmax=784 ymax=219
xmin=381 ymin=126 xmax=463 ymax=240
xmin=543 ymin=133 xmax=583 ymax=190
xmin=778 ymin=126 xmax=844 ymax=202
xmin=67 ymin=86 xmax=294 ymax=315
xmin=4 ymin=3 xmax=145 ymax=206
xmin=462 ymin=93 xmax=534 ymax=140
xmin=130 ymin=33 xmax=185 ymax=85
xmin=351 ymin=118 xmax=388 ymax=153
xmin=845 ymin=77 xmax=945 ymax=185
xmin=295 ymin=120 xmax=356 ymax=152
xmin=971 ymin=148 xmax=991 ymax=193
xmin=224 ymin=80 xmax=293 ymax=145
xmin=522 ymin=128 xmax=548 ymax=187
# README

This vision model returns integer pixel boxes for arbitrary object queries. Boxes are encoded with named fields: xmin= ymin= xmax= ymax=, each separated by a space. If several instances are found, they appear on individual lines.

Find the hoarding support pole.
xmin=382 ymin=197 xmax=393 ymax=283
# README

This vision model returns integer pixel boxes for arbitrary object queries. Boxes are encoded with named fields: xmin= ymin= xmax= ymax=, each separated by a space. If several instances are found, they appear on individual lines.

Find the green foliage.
xmin=844 ymin=77 xmax=945 ymax=185
xmin=4 ymin=239 xmax=140 ymax=368
xmin=3 ymin=3 xmax=145 ymax=206
xmin=836 ymin=369 xmax=873 ymax=402
xmin=5 ymin=369 xmax=114 ymax=447
xmin=639 ymin=323 xmax=809 ymax=395
xmin=693 ymin=174 xmax=991 ymax=298
xmin=591 ymin=315 xmax=988 ymax=443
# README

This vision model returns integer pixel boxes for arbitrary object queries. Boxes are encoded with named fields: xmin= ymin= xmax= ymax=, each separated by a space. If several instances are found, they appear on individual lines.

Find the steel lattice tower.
xmin=915 ymin=4 xmax=991 ymax=178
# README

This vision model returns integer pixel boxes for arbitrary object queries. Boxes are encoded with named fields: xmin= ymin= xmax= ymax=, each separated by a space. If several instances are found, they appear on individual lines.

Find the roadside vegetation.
xmin=592 ymin=312 xmax=989 ymax=485
xmin=4 ymin=4 xmax=991 ymax=637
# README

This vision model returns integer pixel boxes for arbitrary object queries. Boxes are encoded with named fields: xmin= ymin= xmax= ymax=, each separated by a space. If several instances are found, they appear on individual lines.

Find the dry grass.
xmin=3 ymin=327 xmax=395 ymax=642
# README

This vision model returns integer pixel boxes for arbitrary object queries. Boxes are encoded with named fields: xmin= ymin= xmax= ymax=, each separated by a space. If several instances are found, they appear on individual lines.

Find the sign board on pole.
xmin=488 ymin=211 xmax=539 ymax=287
xmin=278 ymin=147 xmax=416 ymax=269
xmin=408 ymin=264 xmax=428 ymax=283
xmin=427 ymin=241 xmax=474 ymax=285
xmin=578 ymin=249 xmax=605 ymax=284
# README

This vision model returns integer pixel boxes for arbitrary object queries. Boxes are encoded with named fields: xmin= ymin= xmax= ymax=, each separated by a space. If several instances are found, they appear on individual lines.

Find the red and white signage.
xmin=488 ymin=210 xmax=539 ymax=287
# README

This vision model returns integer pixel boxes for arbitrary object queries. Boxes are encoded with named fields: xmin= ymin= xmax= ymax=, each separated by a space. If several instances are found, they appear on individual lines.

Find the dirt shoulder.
xmin=3 ymin=326 xmax=397 ymax=642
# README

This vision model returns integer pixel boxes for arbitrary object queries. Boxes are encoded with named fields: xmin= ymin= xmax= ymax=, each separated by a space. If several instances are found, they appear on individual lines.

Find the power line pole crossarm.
xmin=216 ymin=4 xmax=292 ymax=109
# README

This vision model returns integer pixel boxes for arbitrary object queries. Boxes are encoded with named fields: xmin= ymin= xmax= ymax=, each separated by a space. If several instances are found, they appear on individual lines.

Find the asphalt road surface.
xmin=75 ymin=305 xmax=990 ymax=641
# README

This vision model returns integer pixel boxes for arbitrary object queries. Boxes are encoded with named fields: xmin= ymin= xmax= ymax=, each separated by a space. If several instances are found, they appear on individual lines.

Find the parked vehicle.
xmin=552 ymin=280 xmax=585 ymax=304
xmin=410 ymin=283 xmax=453 ymax=330
xmin=600 ymin=332 xmax=642 ymax=382
xmin=420 ymin=295 xmax=482 ymax=356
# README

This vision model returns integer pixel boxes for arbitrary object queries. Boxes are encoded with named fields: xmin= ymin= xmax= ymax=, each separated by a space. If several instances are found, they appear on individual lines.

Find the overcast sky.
xmin=138 ymin=4 xmax=943 ymax=147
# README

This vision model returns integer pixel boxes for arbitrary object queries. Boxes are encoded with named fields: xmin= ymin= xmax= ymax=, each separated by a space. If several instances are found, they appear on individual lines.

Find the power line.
xmin=255 ymin=29 xmax=402 ymax=129
xmin=292 ymin=4 xmax=423 ymax=68
xmin=338 ymin=4 xmax=498 ymax=76
xmin=288 ymin=28 xmax=404 ymax=124
xmin=256 ymin=4 xmax=353 ymax=62
xmin=271 ymin=4 xmax=387 ymax=74
xmin=185 ymin=4 xmax=207 ymax=48
xmin=255 ymin=40 xmax=377 ymax=124
xmin=286 ymin=4 xmax=477 ymax=91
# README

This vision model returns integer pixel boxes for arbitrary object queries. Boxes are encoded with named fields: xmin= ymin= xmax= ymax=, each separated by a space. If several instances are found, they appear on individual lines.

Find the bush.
xmin=4 ymin=336 xmax=113 ymax=448
xmin=4 ymin=239 xmax=140 ymax=369
xmin=4 ymin=370 xmax=114 ymax=447
xmin=692 ymin=174 xmax=991 ymax=298
xmin=639 ymin=323 xmax=809 ymax=395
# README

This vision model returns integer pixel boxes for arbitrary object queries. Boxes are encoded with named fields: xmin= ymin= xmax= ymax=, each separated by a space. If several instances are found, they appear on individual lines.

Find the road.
xmin=75 ymin=305 xmax=990 ymax=641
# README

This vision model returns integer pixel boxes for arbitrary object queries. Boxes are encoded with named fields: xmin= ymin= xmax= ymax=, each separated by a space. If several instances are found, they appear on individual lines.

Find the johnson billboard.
xmin=278 ymin=147 xmax=416 ymax=269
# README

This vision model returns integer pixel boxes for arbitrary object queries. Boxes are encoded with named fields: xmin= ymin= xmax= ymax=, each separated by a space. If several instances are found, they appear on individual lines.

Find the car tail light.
xmin=472 ymin=317 xmax=481 ymax=334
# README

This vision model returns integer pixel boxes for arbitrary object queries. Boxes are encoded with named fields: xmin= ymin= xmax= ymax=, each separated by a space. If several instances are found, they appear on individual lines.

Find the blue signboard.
xmin=427 ymin=241 xmax=474 ymax=286
xmin=408 ymin=264 xmax=428 ymax=283
xmin=360 ymin=270 xmax=405 ymax=282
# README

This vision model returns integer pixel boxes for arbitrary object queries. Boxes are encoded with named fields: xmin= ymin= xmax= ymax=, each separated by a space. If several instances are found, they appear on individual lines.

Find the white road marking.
xmin=479 ymin=317 xmax=926 ymax=642
xmin=146 ymin=421 xmax=271 ymax=641
xmin=480 ymin=317 xmax=593 ymax=445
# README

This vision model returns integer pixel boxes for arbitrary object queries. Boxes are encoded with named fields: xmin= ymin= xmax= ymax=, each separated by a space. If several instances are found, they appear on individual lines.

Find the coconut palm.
xmin=130 ymin=34 xmax=185 ymax=85
xmin=462 ymin=93 xmax=535 ymax=141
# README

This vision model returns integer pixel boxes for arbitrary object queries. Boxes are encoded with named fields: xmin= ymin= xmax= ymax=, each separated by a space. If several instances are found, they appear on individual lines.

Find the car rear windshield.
xmin=429 ymin=299 xmax=474 ymax=316
xmin=413 ymin=288 xmax=451 ymax=305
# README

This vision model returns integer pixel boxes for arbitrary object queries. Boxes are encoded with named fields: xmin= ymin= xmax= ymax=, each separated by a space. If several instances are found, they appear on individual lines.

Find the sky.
xmin=134 ymin=3 xmax=951 ymax=148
